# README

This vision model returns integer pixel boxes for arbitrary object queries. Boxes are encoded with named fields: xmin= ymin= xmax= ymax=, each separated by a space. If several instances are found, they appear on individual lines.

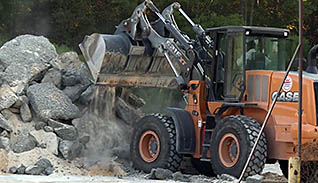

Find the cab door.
xmin=215 ymin=31 xmax=244 ymax=102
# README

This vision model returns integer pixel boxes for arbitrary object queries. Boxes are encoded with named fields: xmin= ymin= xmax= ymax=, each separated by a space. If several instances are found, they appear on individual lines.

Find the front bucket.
xmin=79 ymin=33 xmax=105 ymax=83
xmin=79 ymin=33 xmax=179 ymax=88
xmin=79 ymin=33 xmax=132 ymax=83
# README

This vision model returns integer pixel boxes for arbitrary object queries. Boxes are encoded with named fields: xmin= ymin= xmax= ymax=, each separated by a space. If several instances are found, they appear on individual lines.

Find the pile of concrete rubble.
xmin=0 ymin=35 xmax=143 ymax=176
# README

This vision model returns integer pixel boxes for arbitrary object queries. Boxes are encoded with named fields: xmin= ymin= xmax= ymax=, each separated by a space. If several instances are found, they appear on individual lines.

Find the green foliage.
xmin=53 ymin=43 xmax=74 ymax=54
xmin=0 ymin=0 xmax=317 ymax=51
xmin=0 ymin=37 xmax=9 ymax=47
xmin=287 ymin=35 xmax=311 ymax=58
xmin=0 ymin=36 xmax=10 ymax=47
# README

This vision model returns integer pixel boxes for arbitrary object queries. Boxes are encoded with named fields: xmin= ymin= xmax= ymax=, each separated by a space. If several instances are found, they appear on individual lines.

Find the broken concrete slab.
xmin=27 ymin=82 xmax=80 ymax=120
xmin=20 ymin=103 xmax=32 ymax=122
xmin=0 ymin=84 xmax=18 ymax=111
xmin=16 ymin=164 xmax=26 ymax=174
xmin=0 ymin=130 xmax=9 ymax=138
xmin=217 ymin=174 xmax=237 ymax=181
xmin=54 ymin=125 xmax=78 ymax=141
xmin=0 ymin=137 xmax=10 ymax=151
xmin=9 ymin=107 xmax=20 ymax=114
xmin=63 ymin=84 xmax=89 ymax=102
xmin=9 ymin=166 xmax=17 ymax=174
xmin=0 ymin=113 xmax=12 ymax=132
xmin=34 ymin=121 xmax=47 ymax=131
xmin=41 ymin=68 xmax=62 ymax=89
xmin=147 ymin=168 xmax=173 ymax=180
xmin=0 ymin=35 xmax=57 ymax=69
xmin=49 ymin=51 xmax=82 ymax=72
xmin=62 ymin=68 xmax=83 ymax=87
xmin=13 ymin=95 xmax=28 ymax=109
xmin=48 ymin=119 xmax=77 ymax=141
xmin=43 ymin=166 xmax=55 ymax=175
xmin=2 ymin=62 xmax=49 ymax=91
xmin=0 ymin=139 xmax=5 ymax=149
xmin=58 ymin=140 xmax=83 ymax=160
xmin=0 ymin=35 xmax=57 ymax=92
xmin=10 ymin=133 xmax=38 ymax=153
xmin=35 ymin=158 xmax=53 ymax=170
xmin=78 ymin=85 xmax=95 ymax=105
xmin=25 ymin=165 xmax=43 ymax=175
xmin=172 ymin=171 xmax=190 ymax=182
xmin=43 ymin=126 xmax=54 ymax=133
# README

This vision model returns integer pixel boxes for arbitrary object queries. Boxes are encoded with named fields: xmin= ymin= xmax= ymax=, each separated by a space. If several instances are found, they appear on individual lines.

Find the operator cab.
xmin=206 ymin=26 xmax=290 ymax=102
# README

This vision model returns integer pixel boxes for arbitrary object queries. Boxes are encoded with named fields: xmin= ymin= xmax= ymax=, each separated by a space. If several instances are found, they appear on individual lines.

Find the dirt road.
xmin=0 ymin=175 xmax=174 ymax=183
xmin=0 ymin=163 xmax=285 ymax=183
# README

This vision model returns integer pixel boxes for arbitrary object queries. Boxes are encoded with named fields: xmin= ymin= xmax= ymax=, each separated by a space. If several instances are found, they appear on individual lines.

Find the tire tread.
xmin=151 ymin=113 xmax=182 ymax=172
xmin=232 ymin=115 xmax=267 ymax=177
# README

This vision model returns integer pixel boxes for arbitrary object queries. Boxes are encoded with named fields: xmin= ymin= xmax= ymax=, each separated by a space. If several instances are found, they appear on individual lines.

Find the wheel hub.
xmin=218 ymin=133 xmax=240 ymax=168
xmin=139 ymin=130 xmax=160 ymax=163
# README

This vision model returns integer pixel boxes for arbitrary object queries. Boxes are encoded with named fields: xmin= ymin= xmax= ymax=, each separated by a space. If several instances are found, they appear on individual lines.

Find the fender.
xmin=167 ymin=107 xmax=195 ymax=154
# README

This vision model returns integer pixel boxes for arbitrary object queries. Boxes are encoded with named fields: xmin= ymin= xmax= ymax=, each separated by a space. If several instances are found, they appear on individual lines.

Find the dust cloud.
xmin=75 ymin=86 xmax=132 ymax=169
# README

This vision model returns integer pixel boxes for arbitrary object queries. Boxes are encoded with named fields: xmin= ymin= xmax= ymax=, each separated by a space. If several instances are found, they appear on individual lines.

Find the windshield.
xmin=244 ymin=36 xmax=288 ymax=71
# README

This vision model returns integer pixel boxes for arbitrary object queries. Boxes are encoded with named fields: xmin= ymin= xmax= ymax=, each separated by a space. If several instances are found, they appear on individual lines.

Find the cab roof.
xmin=206 ymin=26 xmax=290 ymax=38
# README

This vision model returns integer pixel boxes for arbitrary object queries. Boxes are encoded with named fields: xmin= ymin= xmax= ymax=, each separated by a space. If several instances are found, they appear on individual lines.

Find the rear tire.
xmin=210 ymin=115 xmax=267 ymax=178
xmin=130 ymin=114 xmax=182 ymax=173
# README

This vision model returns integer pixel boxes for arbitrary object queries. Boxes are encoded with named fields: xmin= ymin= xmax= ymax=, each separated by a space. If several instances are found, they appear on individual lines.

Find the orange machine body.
xmin=186 ymin=70 xmax=318 ymax=160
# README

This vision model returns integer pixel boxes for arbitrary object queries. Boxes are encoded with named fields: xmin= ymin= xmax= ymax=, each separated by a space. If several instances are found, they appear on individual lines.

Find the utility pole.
xmin=289 ymin=0 xmax=303 ymax=182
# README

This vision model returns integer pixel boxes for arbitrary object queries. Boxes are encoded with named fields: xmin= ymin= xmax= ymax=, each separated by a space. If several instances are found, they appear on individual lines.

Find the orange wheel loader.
xmin=79 ymin=0 xmax=318 ymax=179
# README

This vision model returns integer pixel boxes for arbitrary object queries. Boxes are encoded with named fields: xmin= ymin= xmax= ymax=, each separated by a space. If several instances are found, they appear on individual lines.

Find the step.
xmin=200 ymin=158 xmax=210 ymax=162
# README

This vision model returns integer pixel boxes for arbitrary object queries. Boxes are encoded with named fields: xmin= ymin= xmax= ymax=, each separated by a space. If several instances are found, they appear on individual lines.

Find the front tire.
xmin=210 ymin=115 xmax=267 ymax=178
xmin=130 ymin=114 xmax=182 ymax=173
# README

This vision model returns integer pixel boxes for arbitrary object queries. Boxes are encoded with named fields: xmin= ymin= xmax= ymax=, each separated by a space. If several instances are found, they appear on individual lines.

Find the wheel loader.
xmin=79 ymin=0 xmax=318 ymax=179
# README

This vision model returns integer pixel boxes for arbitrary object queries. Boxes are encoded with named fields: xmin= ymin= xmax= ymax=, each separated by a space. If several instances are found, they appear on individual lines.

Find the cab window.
xmin=245 ymin=36 xmax=287 ymax=71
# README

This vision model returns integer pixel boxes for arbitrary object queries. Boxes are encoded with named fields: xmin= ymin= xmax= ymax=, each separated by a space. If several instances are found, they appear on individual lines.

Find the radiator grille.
xmin=315 ymin=83 xmax=318 ymax=126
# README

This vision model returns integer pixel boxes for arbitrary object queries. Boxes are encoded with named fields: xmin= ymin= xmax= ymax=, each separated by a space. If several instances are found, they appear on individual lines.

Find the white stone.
xmin=30 ymin=130 xmax=58 ymax=155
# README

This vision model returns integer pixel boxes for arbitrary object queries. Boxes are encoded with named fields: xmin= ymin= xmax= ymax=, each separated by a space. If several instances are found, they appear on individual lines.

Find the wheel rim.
xmin=139 ymin=130 xmax=160 ymax=163
xmin=218 ymin=133 xmax=240 ymax=168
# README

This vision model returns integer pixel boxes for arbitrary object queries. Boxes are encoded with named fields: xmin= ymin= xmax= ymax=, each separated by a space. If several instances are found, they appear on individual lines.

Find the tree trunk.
xmin=240 ymin=0 xmax=245 ymax=24
xmin=249 ymin=0 xmax=255 ymax=25
xmin=244 ymin=0 xmax=248 ymax=25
